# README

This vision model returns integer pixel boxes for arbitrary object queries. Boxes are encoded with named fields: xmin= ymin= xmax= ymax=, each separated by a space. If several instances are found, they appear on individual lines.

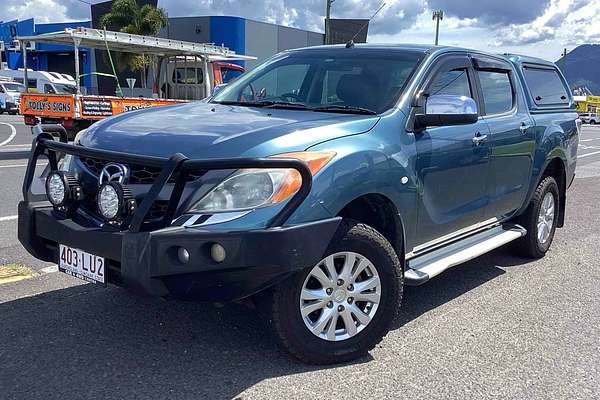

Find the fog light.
xmin=210 ymin=243 xmax=226 ymax=263
xmin=178 ymin=247 xmax=190 ymax=264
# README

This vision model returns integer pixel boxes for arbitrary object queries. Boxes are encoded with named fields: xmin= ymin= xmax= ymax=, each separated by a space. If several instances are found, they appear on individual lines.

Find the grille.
xmin=79 ymin=157 xmax=205 ymax=184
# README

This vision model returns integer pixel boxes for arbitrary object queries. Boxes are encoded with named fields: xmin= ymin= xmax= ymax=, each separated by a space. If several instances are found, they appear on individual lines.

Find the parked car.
xmin=19 ymin=44 xmax=579 ymax=365
xmin=0 ymin=79 xmax=25 ymax=114
xmin=579 ymin=112 xmax=598 ymax=124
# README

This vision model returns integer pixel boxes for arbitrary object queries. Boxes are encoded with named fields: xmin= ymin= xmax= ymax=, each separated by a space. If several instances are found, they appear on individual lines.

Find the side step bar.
xmin=404 ymin=224 xmax=526 ymax=286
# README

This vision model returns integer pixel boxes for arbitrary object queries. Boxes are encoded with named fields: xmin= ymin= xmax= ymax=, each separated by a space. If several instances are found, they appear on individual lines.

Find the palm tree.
xmin=100 ymin=0 xmax=168 ymax=87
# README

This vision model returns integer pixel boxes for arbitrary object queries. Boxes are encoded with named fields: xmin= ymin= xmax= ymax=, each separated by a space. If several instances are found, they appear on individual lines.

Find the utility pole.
xmin=561 ymin=48 xmax=568 ymax=77
xmin=432 ymin=9 xmax=444 ymax=46
xmin=325 ymin=0 xmax=335 ymax=45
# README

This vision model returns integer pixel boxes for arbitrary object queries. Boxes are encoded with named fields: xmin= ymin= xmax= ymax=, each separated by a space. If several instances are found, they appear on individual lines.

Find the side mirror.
xmin=212 ymin=83 xmax=228 ymax=96
xmin=415 ymin=95 xmax=478 ymax=129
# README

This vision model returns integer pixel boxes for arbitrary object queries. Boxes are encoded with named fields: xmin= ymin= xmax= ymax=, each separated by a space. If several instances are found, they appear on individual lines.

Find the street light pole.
xmin=325 ymin=0 xmax=335 ymax=45
xmin=432 ymin=9 xmax=444 ymax=46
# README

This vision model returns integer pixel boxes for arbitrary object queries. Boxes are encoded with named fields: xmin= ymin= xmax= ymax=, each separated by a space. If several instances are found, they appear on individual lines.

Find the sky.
xmin=2 ymin=0 xmax=600 ymax=61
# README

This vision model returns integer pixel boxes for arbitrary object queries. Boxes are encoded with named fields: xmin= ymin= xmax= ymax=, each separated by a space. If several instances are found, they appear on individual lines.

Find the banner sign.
xmin=20 ymin=94 xmax=75 ymax=118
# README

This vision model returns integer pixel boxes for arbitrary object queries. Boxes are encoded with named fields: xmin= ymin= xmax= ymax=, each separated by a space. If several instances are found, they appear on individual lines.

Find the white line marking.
xmin=2 ymin=144 xmax=31 ymax=148
xmin=580 ymin=138 xmax=600 ymax=142
xmin=0 ymin=215 xmax=17 ymax=222
xmin=579 ymin=150 xmax=600 ymax=159
xmin=0 ymin=122 xmax=17 ymax=147
xmin=0 ymin=162 xmax=46 ymax=169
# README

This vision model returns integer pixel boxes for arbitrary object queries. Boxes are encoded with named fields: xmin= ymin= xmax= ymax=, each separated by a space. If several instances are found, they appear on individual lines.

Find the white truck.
xmin=0 ymin=69 xmax=77 ymax=95
xmin=0 ymin=78 xmax=26 ymax=114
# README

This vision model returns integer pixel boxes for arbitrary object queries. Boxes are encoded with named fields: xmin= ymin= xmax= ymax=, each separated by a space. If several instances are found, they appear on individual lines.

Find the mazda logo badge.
xmin=99 ymin=163 xmax=129 ymax=185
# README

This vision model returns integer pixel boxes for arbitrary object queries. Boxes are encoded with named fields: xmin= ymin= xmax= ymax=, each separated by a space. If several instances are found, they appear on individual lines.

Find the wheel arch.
xmin=335 ymin=193 xmax=406 ymax=263
xmin=540 ymin=157 xmax=567 ymax=227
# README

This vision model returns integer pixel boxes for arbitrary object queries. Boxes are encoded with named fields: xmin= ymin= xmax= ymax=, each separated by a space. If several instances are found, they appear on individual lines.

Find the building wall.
xmin=0 ymin=18 xmax=93 ymax=90
xmin=163 ymin=16 xmax=324 ymax=71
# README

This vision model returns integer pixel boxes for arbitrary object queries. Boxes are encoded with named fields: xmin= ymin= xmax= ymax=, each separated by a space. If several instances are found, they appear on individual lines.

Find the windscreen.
xmin=53 ymin=84 xmax=78 ymax=94
xmin=3 ymin=83 xmax=25 ymax=93
xmin=212 ymin=50 xmax=423 ymax=114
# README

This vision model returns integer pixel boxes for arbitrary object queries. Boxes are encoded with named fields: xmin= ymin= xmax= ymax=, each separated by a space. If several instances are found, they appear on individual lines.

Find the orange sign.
xmin=20 ymin=94 xmax=75 ymax=118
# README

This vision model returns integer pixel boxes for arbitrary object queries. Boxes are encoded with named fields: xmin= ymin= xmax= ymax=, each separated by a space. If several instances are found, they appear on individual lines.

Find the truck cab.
xmin=0 ymin=79 xmax=25 ymax=114
xmin=19 ymin=44 xmax=579 ymax=365
xmin=162 ymin=58 xmax=245 ymax=100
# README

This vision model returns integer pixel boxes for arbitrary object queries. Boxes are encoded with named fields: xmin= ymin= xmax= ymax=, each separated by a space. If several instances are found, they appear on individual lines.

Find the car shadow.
xmin=0 ymin=247 xmax=533 ymax=400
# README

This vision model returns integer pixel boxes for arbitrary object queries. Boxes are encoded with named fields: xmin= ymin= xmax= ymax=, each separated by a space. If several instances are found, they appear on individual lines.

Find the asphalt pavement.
xmin=0 ymin=115 xmax=599 ymax=400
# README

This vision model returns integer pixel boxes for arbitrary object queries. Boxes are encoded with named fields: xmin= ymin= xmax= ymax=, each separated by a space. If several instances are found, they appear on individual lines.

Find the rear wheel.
xmin=591 ymin=120 xmax=596 ymax=125
xmin=262 ymin=220 xmax=403 ymax=364
xmin=512 ymin=176 xmax=559 ymax=258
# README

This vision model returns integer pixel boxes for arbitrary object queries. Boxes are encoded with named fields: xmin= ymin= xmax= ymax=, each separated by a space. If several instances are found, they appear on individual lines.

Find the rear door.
xmin=472 ymin=55 xmax=535 ymax=219
xmin=414 ymin=54 xmax=492 ymax=247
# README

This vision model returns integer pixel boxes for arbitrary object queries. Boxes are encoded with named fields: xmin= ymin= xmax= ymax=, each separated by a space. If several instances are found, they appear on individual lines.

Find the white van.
xmin=0 ymin=69 xmax=77 ymax=95
xmin=0 ymin=79 xmax=25 ymax=114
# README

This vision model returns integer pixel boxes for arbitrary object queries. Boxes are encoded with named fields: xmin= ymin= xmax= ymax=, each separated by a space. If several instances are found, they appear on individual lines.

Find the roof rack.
xmin=16 ymin=27 xmax=255 ymax=60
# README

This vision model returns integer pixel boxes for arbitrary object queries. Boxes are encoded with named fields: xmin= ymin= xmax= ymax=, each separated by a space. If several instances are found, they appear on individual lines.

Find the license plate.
xmin=58 ymin=244 xmax=105 ymax=284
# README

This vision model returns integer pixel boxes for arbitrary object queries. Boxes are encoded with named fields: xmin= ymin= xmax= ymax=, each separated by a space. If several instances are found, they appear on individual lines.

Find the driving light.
xmin=46 ymin=173 xmax=66 ymax=206
xmin=97 ymin=182 xmax=135 ymax=222
xmin=189 ymin=151 xmax=335 ymax=213
xmin=45 ymin=171 xmax=83 ymax=209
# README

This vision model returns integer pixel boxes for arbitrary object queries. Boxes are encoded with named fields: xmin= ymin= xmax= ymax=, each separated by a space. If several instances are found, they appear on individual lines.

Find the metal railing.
xmin=23 ymin=124 xmax=312 ymax=232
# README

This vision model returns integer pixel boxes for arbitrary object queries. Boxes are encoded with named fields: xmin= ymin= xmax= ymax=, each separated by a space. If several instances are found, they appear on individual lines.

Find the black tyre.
xmin=8 ymin=111 xmax=17 ymax=115
xmin=0 ymin=109 xmax=4 ymax=115
xmin=262 ymin=220 xmax=403 ymax=364
xmin=590 ymin=120 xmax=596 ymax=125
xmin=512 ymin=176 xmax=559 ymax=258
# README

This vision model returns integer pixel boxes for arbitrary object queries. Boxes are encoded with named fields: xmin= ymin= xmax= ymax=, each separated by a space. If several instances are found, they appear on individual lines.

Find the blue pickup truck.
xmin=19 ymin=44 xmax=579 ymax=364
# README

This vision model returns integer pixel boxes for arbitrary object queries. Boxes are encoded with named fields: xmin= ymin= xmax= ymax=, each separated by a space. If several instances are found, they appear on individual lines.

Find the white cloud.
xmin=3 ymin=0 xmax=71 ymax=23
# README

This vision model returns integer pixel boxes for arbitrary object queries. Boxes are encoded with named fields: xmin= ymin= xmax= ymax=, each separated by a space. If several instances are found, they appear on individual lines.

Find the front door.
xmin=414 ymin=56 xmax=492 ymax=247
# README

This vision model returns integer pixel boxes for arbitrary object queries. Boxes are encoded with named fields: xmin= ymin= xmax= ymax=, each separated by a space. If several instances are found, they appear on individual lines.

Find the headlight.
xmin=190 ymin=151 xmax=335 ymax=213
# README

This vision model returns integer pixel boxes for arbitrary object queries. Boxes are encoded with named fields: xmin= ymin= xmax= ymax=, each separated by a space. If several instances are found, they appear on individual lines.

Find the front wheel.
xmin=262 ymin=220 xmax=403 ymax=364
xmin=512 ymin=176 xmax=559 ymax=258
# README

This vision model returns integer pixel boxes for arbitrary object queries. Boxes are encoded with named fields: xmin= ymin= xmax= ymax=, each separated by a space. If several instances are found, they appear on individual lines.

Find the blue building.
xmin=0 ymin=18 xmax=94 ymax=90
xmin=0 ymin=15 xmax=323 ymax=94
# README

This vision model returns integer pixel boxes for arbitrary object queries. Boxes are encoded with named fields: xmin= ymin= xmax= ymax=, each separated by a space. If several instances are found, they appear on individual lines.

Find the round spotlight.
xmin=210 ymin=243 xmax=226 ymax=263
xmin=97 ymin=183 xmax=122 ymax=220
xmin=46 ymin=172 xmax=67 ymax=206
xmin=97 ymin=182 xmax=135 ymax=222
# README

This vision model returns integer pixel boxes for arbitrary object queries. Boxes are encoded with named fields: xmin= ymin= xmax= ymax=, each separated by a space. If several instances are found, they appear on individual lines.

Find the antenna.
xmin=346 ymin=2 xmax=386 ymax=47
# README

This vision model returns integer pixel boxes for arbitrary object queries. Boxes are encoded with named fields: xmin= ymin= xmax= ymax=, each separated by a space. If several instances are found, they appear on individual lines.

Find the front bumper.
xmin=19 ymin=201 xmax=341 ymax=301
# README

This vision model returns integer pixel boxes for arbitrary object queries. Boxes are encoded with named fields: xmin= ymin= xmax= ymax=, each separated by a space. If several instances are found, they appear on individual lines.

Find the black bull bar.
xmin=23 ymin=124 xmax=313 ymax=231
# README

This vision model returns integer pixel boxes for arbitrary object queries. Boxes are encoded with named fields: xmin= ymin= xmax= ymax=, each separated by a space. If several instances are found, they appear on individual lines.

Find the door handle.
xmin=519 ymin=123 xmax=531 ymax=134
xmin=472 ymin=133 xmax=488 ymax=146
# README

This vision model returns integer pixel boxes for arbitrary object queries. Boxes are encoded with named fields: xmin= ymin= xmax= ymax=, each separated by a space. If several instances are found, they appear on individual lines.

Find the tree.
xmin=100 ymin=0 xmax=168 ymax=87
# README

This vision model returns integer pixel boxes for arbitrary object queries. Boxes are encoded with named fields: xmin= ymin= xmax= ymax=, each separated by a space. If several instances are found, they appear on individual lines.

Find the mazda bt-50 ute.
xmin=19 ymin=44 xmax=579 ymax=364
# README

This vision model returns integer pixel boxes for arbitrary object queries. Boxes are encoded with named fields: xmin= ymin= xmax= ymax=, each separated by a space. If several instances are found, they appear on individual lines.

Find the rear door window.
xmin=478 ymin=71 xmax=514 ymax=115
xmin=523 ymin=67 xmax=569 ymax=106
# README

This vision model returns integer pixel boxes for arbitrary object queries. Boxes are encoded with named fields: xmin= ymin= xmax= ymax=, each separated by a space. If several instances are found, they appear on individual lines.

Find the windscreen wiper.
xmin=259 ymin=101 xmax=310 ymax=110
xmin=211 ymin=100 xmax=269 ymax=107
xmin=312 ymin=105 xmax=378 ymax=115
